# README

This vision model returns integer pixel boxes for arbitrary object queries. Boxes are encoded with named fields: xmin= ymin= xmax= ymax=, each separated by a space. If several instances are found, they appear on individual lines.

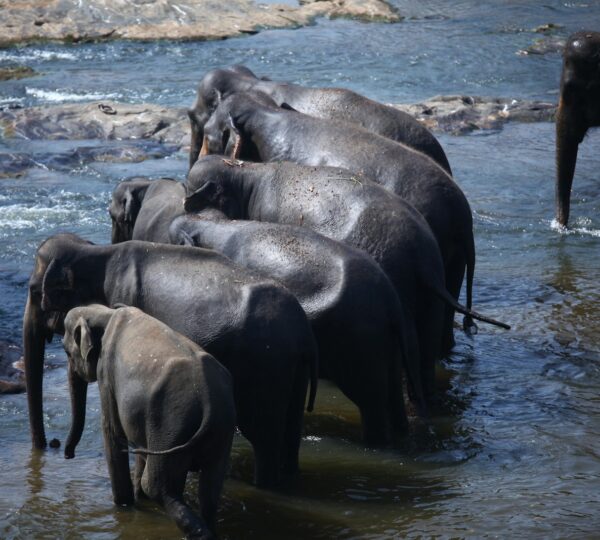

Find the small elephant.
xmin=188 ymin=66 xmax=451 ymax=174
xmin=109 ymin=177 xmax=185 ymax=243
xmin=62 ymin=304 xmax=235 ymax=539
xmin=170 ymin=211 xmax=418 ymax=444
xmin=555 ymin=31 xmax=600 ymax=227
xmin=184 ymin=157 xmax=509 ymax=402
xmin=23 ymin=233 xmax=317 ymax=488
xmin=199 ymin=92 xmax=473 ymax=354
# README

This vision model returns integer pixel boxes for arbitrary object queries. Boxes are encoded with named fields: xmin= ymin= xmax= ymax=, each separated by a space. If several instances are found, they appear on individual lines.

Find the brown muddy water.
xmin=1 ymin=1 xmax=600 ymax=538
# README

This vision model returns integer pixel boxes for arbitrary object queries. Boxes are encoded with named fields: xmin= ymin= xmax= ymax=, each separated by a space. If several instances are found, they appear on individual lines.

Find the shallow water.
xmin=1 ymin=1 xmax=600 ymax=538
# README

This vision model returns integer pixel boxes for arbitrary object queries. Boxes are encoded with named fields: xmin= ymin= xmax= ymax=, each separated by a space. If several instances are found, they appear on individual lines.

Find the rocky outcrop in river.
xmin=0 ymin=342 xmax=24 ymax=394
xmin=0 ymin=0 xmax=400 ymax=46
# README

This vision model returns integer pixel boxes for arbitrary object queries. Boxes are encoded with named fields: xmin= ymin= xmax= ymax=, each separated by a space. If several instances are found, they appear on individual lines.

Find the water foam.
xmin=0 ymin=49 xmax=77 ymax=63
xmin=550 ymin=218 xmax=600 ymax=238
xmin=25 ymin=88 xmax=121 ymax=103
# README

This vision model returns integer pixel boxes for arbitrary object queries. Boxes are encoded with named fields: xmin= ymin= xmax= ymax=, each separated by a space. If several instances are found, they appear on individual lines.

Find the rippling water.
xmin=1 ymin=1 xmax=599 ymax=538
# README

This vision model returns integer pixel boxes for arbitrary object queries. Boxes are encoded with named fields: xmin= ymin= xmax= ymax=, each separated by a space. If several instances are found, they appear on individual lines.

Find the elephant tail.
xmin=128 ymin=409 xmax=212 ymax=456
xmin=431 ymin=283 xmax=510 ymax=330
xmin=462 ymin=230 xmax=478 ymax=334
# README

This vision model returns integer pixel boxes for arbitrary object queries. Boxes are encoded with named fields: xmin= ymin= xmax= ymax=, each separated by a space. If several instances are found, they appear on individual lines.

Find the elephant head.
xmin=555 ymin=31 xmax=600 ymax=227
xmin=23 ymin=234 xmax=104 ymax=449
xmin=198 ymin=92 xmax=280 ymax=163
xmin=188 ymin=66 xmax=260 ymax=169
xmin=62 ymin=305 xmax=112 ymax=459
xmin=184 ymin=156 xmax=247 ymax=218
xmin=108 ymin=178 xmax=153 ymax=243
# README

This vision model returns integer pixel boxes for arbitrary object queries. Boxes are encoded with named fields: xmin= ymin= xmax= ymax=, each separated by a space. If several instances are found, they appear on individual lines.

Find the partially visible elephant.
xmin=555 ymin=31 xmax=600 ymax=227
xmin=109 ymin=177 xmax=185 ymax=243
xmin=170 ymin=211 xmax=418 ymax=444
xmin=200 ymin=93 xmax=475 ymax=353
xmin=23 ymin=234 xmax=317 ymax=488
xmin=62 ymin=304 xmax=235 ymax=540
xmin=188 ymin=66 xmax=451 ymax=174
xmin=184 ymin=157 xmax=509 ymax=402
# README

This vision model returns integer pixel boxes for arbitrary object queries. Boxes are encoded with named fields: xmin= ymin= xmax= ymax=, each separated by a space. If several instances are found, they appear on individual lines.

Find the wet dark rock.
xmin=0 ymin=65 xmax=36 ymax=81
xmin=0 ymin=153 xmax=37 ymax=178
xmin=0 ymin=0 xmax=400 ymax=47
xmin=0 ymin=342 xmax=25 ymax=394
xmin=393 ymin=96 xmax=557 ymax=135
xmin=518 ymin=36 xmax=566 ymax=56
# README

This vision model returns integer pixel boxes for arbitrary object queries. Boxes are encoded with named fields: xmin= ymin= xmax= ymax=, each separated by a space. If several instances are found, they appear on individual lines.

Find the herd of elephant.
xmin=18 ymin=30 xmax=599 ymax=539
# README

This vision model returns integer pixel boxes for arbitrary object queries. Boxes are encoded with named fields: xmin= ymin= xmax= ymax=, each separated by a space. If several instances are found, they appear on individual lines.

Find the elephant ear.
xmin=184 ymin=181 xmax=219 ymax=212
xmin=74 ymin=317 xmax=94 ymax=361
xmin=41 ymin=258 xmax=75 ymax=311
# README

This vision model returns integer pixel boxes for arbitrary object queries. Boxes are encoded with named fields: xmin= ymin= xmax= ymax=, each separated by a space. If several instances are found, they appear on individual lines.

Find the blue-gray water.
xmin=1 ymin=1 xmax=600 ymax=538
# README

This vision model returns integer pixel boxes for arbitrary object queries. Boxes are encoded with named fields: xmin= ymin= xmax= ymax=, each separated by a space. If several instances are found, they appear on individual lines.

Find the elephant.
xmin=555 ymin=31 xmax=600 ymax=227
xmin=199 ymin=93 xmax=476 ymax=354
xmin=22 ymin=233 xmax=318 ymax=488
xmin=184 ymin=157 xmax=509 ymax=402
xmin=170 ymin=210 xmax=418 ymax=445
xmin=109 ymin=177 xmax=185 ymax=244
xmin=62 ymin=304 xmax=235 ymax=539
xmin=188 ymin=66 xmax=451 ymax=174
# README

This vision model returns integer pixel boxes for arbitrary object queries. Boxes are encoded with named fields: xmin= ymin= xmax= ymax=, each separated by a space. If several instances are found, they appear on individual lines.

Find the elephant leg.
xmin=442 ymin=253 xmax=466 ymax=356
xmin=198 ymin=447 xmax=232 ymax=535
xmin=143 ymin=456 xmax=212 ymax=539
xmin=281 ymin=362 xmax=309 ymax=478
xmin=134 ymin=454 xmax=147 ymax=500
xmin=416 ymin=296 xmax=444 ymax=404
xmin=100 ymin=393 xmax=134 ymax=506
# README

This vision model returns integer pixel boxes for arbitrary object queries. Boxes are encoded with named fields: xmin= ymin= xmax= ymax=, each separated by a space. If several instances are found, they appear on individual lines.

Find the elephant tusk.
xmin=199 ymin=135 xmax=210 ymax=157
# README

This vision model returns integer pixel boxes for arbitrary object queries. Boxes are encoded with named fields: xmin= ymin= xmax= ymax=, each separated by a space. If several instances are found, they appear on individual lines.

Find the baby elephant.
xmin=62 ymin=304 xmax=235 ymax=540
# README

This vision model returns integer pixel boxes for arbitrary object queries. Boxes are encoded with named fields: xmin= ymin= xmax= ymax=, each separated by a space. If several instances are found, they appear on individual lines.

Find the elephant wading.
xmin=199 ymin=93 xmax=474 ymax=354
xmin=109 ymin=177 xmax=185 ymax=243
xmin=556 ymin=31 xmax=600 ymax=227
xmin=184 ymin=157 xmax=509 ymax=402
xmin=170 ymin=211 xmax=418 ymax=445
xmin=23 ymin=234 xmax=317 ymax=488
xmin=188 ymin=66 xmax=451 ymax=174
xmin=62 ymin=305 xmax=235 ymax=540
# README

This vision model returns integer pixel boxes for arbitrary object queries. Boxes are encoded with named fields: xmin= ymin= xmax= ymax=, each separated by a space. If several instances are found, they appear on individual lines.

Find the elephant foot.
xmin=463 ymin=316 xmax=478 ymax=336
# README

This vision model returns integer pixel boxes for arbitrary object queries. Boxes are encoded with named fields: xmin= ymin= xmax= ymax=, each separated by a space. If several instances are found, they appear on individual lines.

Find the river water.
xmin=1 ymin=1 xmax=599 ymax=538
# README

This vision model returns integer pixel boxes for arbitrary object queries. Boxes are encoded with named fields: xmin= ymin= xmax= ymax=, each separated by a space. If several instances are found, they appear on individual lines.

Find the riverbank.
xmin=0 ymin=0 xmax=400 ymax=47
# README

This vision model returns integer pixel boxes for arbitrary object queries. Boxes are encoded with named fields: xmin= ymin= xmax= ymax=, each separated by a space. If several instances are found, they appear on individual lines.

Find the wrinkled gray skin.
xmin=62 ymin=305 xmax=235 ymax=540
xmin=23 ymin=234 xmax=317 ymax=488
xmin=556 ymin=31 xmax=600 ymax=227
xmin=184 ymin=157 xmax=508 ymax=402
xmin=109 ymin=177 xmax=185 ymax=243
xmin=201 ymin=93 xmax=475 ymax=354
xmin=170 ymin=211 xmax=417 ymax=445
xmin=188 ymin=66 xmax=451 ymax=174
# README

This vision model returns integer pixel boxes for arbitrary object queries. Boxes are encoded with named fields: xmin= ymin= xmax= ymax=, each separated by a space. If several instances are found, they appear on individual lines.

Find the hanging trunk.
xmin=189 ymin=115 xmax=202 ymax=171
xmin=64 ymin=364 xmax=89 ymax=459
xmin=22 ymin=292 xmax=49 ymax=449
xmin=555 ymin=103 xmax=583 ymax=227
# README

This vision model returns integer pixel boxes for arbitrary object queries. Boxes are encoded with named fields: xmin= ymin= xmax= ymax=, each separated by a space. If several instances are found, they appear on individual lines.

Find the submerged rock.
xmin=393 ymin=96 xmax=556 ymax=134
xmin=0 ymin=65 xmax=36 ymax=81
xmin=0 ymin=342 xmax=25 ymax=395
xmin=0 ymin=0 xmax=400 ymax=47
xmin=518 ymin=36 xmax=566 ymax=56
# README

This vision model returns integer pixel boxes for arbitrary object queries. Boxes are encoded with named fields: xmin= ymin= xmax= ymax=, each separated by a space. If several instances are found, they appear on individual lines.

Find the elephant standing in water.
xmin=199 ymin=93 xmax=476 ymax=353
xmin=184 ymin=157 xmax=509 ymax=402
xmin=23 ymin=234 xmax=317 ymax=488
xmin=188 ymin=66 xmax=451 ymax=174
xmin=555 ymin=31 xmax=600 ymax=227
xmin=62 ymin=305 xmax=235 ymax=540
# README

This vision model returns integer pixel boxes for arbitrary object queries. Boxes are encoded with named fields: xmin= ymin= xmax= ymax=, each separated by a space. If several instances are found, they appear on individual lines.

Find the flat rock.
xmin=0 ymin=0 xmax=400 ymax=46
xmin=0 ymin=341 xmax=25 ymax=394
xmin=518 ymin=35 xmax=566 ymax=56
xmin=393 ymin=95 xmax=556 ymax=134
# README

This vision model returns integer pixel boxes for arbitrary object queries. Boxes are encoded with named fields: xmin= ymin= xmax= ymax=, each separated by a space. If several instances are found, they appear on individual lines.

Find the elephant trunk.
xmin=23 ymin=292 xmax=49 ymax=449
xmin=64 ymin=364 xmax=88 ymax=459
xmin=555 ymin=101 xmax=584 ymax=227
xmin=189 ymin=118 xmax=202 ymax=171
xmin=111 ymin=220 xmax=133 ymax=244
